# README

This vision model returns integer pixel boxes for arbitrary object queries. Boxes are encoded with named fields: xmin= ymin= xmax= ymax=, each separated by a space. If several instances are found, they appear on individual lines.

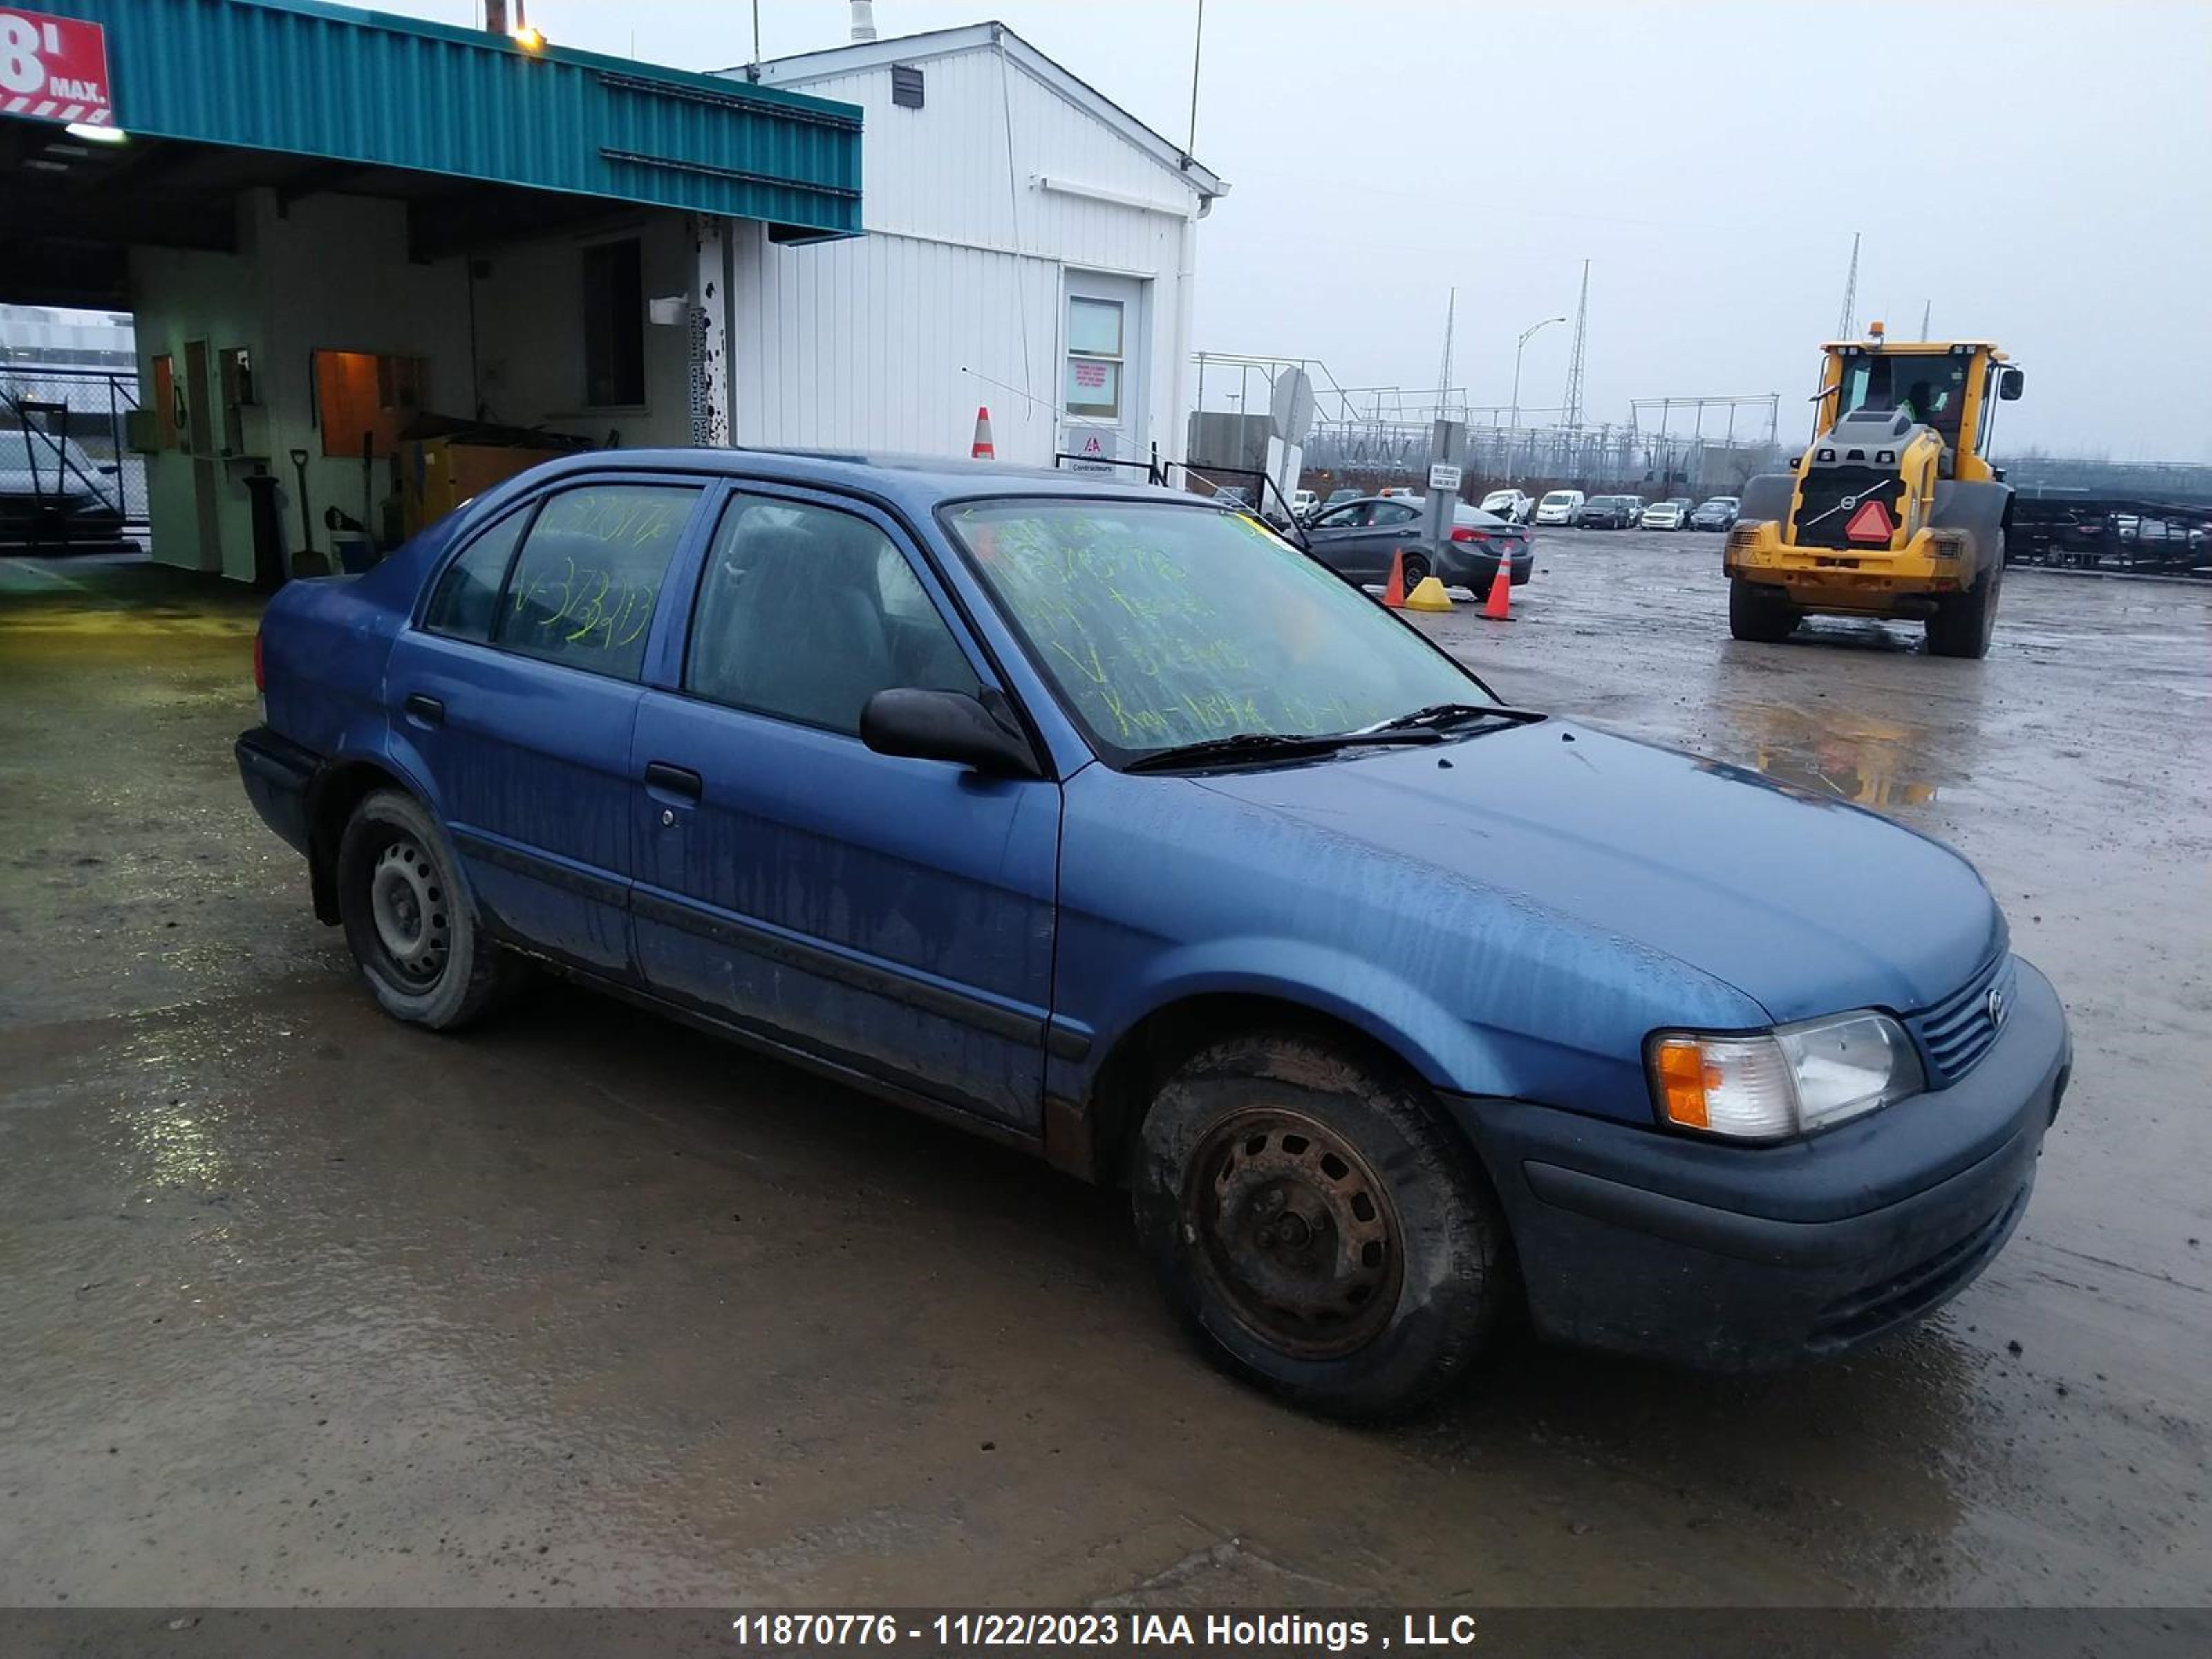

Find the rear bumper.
xmin=1447 ymin=958 xmax=2070 ymax=1370
xmin=1438 ymin=546 xmax=1536 ymax=588
xmin=234 ymin=725 xmax=318 ymax=858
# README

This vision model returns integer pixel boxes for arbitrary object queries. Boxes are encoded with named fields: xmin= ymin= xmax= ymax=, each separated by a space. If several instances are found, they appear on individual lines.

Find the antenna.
xmin=1561 ymin=260 xmax=1589 ymax=430
xmin=1919 ymin=299 xmax=1932 ymax=340
xmin=1837 ymin=232 xmax=1861 ymax=339
xmin=1436 ymin=287 xmax=1456 ymax=419
xmin=1187 ymin=0 xmax=1206 ymax=156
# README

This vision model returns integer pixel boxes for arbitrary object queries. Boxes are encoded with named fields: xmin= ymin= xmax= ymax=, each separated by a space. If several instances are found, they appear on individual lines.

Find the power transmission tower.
xmin=1561 ymin=260 xmax=1589 ymax=430
xmin=1435 ymin=287 xmax=1456 ymax=419
xmin=1837 ymin=232 xmax=1861 ymax=339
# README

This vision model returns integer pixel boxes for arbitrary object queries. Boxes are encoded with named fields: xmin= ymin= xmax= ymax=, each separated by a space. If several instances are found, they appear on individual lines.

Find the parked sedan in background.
xmin=1479 ymin=488 xmax=1534 ymax=525
xmin=1689 ymin=496 xmax=1741 ymax=532
xmin=1303 ymin=494 xmax=1534 ymax=591
xmin=0 ymin=429 xmax=129 ymax=550
xmin=1577 ymin=494 xmax=1642 ymax=529
xmin=1640 ymin=498 xmax=1694 ymax=531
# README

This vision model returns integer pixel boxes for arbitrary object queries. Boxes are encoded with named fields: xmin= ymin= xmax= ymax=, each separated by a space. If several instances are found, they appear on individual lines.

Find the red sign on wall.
xmin=0 ymin=8 xmax=113 ymax=126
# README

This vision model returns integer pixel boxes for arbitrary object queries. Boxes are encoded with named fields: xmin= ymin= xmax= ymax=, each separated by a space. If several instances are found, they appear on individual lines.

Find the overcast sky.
xmin=384 ymin=1 xmax=2210 ymax=459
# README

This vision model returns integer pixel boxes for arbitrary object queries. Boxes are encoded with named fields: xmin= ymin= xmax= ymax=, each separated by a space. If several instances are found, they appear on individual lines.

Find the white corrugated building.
xmin=720 ymin=21 xmax=1228 ymax=474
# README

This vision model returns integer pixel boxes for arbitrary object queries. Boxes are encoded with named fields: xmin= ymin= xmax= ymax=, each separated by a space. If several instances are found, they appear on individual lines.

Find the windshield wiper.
xmin=1123 ymin=729 xmax=1440 ymax=774
xmin=1358 ymin=702 xmax=1546 ymax=735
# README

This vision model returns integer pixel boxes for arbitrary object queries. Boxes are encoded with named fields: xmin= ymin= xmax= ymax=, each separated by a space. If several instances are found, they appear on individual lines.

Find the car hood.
xmin=1194 ymin=720 xmax=2001 ymax=1023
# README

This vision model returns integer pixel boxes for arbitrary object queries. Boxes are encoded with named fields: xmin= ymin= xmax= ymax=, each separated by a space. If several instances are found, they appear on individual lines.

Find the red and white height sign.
xmin=0 ymin=8 xmax=113 ymax=127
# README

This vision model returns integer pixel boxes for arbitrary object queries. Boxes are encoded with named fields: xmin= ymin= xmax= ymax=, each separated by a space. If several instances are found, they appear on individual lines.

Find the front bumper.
xmin=1724 ymin=519 xmax=1974 ymax=613
xmin=234 ymin=725 xmax=319 ymax=858
xmin=1448 ymin=957 xmax=2070 ymax=1370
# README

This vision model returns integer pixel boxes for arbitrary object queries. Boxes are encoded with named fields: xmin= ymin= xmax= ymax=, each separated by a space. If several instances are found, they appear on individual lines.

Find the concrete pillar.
xmin=689 ymin=215 xmax=729 ymax=447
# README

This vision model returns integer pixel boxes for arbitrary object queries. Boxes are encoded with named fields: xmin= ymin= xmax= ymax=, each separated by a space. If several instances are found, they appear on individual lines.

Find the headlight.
xmin=1649 ymin=1012 xmax=1924 ymax=1141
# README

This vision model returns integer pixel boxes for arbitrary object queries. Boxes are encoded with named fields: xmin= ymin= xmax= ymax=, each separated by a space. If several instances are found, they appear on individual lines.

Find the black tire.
xmin=1398 ymin=552 xmax=1431 ymax=591
xmin=1132 ymin=1033 xmax=1509 ymax=1419
xmin=1728 ymin=577 xmax=1798 ymax=643
xmin=335 ymin=787 xmax=525 ymax=1030
xmin=1926 ymin=559 xmax=2001 ymax=659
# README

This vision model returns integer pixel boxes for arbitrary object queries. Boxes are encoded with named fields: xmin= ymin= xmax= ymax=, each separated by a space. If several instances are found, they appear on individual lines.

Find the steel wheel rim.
xmin=369 ymin=834 xmax=451 ymax=984
xmin=1185 ymin=1107 xmax=1403 ymax=1360
xmin=1402 ymin=556 xmax=1430 ymax=589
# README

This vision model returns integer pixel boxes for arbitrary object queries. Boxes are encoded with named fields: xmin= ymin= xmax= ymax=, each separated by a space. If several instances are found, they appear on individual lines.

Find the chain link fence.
xmin=0 ymin=361 xmax=149 ymax=534
xmin=1300 ymin=419 xmax=1781 ymax=500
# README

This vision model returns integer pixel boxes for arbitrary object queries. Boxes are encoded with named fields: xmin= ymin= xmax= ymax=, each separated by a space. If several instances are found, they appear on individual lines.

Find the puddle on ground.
xmin=1732 ymin=704 xmax=1958 ymax=810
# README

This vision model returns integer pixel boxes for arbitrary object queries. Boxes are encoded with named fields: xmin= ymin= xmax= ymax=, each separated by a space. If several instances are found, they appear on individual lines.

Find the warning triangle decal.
xmin=1844 ymin=498 xmax=1895 ymax=543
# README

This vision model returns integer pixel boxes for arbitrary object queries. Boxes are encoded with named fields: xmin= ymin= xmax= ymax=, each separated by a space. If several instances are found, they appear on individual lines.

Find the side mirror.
xmin=861 ymin=688 xmax=1042 ymax=779
xmin=1998 ymin=366 xmax=2025 ymax=402
xmin=97 ymin=462 xmax=120 ymax=475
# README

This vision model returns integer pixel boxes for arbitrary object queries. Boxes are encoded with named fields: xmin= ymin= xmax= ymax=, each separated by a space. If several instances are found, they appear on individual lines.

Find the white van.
xmin=1534 ymin=489 xmax=1586 ymax=526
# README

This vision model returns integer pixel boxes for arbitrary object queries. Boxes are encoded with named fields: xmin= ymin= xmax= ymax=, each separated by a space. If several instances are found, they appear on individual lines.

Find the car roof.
xmin=507 ymin=446 xmax=1193 ymax=513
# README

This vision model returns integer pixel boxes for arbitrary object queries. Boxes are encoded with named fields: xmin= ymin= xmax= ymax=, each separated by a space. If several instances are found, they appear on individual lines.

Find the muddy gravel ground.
xmin=1 ymin=537 xmax=2206 ymax=1612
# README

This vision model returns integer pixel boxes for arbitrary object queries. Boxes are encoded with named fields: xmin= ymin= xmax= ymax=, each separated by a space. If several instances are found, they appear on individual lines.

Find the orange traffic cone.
xmin=1381 ymin=548 xmax=1407 ymax=608
xmin=1482 ymin=553 xmax=1513 ymax=620
xmin=971 ymin=406 xmax=995 ymax=460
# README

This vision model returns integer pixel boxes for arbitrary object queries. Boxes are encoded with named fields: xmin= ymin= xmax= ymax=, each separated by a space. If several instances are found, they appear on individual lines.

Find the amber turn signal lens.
xmin=1653 ymin=1038 xmax=1716 ymax=1130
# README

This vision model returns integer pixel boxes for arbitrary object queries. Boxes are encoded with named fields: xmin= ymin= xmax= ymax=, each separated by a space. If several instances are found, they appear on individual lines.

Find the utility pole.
xmin=1837 ymin=232 xmax=1861 ymax=339
xmin=1435 ymin=288 xmax=1456 ymax=422
xmin=1511 ymin=315 xmax=1566 ymax=430
xmin=1561 ymin=261 xmax=1590 ymax=431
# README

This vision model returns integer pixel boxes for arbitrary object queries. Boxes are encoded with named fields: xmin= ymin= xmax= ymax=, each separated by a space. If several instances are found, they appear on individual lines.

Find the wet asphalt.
xmin=0 ymin=537 xmax=2206 ymax=1609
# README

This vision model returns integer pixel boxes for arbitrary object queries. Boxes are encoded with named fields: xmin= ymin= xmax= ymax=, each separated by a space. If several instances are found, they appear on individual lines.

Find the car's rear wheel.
xmin=337 ymin=788 xmax=525 ymax=1030
xmin=1132 ymin=1033 xmax=1509 ymax=1418
xmin=1398 ymin=552 xmax=1431 ymax=591
xmin=1728 ymin=577 xmax=1799 ymax=643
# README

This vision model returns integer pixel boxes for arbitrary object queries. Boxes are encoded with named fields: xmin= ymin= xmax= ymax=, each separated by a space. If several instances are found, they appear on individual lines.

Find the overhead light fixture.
xmin=512 ymin=26 xmax=545 ymax=50
xmin=66 ymin=122 xmax=129 ymax=144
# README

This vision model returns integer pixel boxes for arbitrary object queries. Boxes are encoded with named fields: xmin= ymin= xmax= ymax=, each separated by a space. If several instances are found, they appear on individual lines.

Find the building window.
xmin=1065 ymin=296 xmax=1123 ymax=420
xmin=583 ymin=238 xmax=646 ymax=409
xmin=313 ymin=349 xmax=424 ymax=459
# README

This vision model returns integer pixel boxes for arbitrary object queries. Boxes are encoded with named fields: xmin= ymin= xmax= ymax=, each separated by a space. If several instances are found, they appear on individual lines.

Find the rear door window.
xmin=424 ymin=508 xmax=532 ymax=641
xmin=494 ymin=484 xmax=700 ymax=681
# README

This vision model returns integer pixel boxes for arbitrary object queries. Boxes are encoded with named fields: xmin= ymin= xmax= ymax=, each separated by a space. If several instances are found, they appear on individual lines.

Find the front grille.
xmin=1808 ymin=1183 xmax=2026 ymax=1351
xmin=1792 ymin=465 xmax=1905 ymax=550
xmin=1909 ymin=953 xmax=2017 ymax=1085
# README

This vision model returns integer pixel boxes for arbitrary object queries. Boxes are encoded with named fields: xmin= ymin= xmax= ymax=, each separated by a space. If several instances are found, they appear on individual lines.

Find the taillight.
xmin=253 ymin=628 xmax=266 ymax=691
xmin=1450 ymin=527 xmax=1490 ymax=543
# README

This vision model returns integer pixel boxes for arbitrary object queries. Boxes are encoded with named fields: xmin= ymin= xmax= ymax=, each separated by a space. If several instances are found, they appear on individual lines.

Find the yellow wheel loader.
xmin=1725 ymin=326 xmax=2025 ymax=659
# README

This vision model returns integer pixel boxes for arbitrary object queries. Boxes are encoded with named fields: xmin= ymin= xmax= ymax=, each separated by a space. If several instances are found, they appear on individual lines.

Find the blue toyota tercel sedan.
xmin=237 ymin=450 xmax=2069 ymax=1417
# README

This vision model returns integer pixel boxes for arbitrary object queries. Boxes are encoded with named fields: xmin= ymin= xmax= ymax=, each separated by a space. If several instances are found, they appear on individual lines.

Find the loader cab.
xmin=1817 ymin=341 xmax=2018 ymax=484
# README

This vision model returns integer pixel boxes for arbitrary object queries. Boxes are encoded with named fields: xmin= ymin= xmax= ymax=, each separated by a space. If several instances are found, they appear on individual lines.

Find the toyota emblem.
xmin=1986 ymin=986 xmax=2007 ymax=1029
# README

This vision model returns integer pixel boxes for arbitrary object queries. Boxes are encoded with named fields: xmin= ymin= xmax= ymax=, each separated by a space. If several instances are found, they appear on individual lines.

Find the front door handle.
xmin=403 ymin=693 xmax=444 ymax=725
xmin=644 ymin=760 xmax=703 ymax=802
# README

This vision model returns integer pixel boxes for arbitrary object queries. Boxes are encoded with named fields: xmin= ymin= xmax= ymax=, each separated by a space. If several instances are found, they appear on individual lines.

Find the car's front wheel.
xmin=1132 ymin=1033 xmax=1510 ymax=1418
xmin=336 ymin=788 xmax=526 ymax=1029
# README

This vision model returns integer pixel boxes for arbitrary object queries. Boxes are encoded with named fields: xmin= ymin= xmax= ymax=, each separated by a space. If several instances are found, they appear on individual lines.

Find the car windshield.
xmin=1541 ymin=492 xmax=1576 ymax=506
xmin=943 ymin=499 xmax=1489 ymax=762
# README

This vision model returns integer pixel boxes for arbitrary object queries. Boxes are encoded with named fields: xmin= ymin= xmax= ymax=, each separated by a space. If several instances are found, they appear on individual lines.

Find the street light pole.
xmin=1510 ymin=316 xmax=1568 ymax=430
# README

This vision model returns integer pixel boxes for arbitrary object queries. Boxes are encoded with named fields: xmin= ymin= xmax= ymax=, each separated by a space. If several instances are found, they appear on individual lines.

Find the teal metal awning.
xmin=26 ymin=0 xmax=863 ymax=238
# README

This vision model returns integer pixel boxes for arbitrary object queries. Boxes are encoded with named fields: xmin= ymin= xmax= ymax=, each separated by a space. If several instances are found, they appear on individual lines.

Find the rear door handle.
xmin=644 ymin=761 xmax=703 ymax=802
xmin=403 ymin=693 xmax=444 ymax=725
